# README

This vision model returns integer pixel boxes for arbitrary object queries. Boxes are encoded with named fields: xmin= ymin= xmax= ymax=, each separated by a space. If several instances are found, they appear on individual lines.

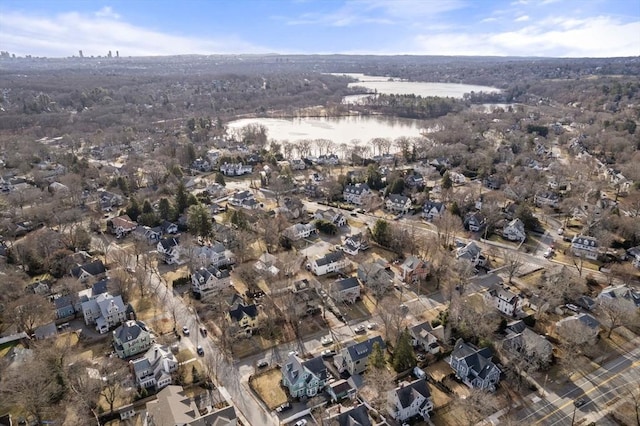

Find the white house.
xmin=455 ymin=241 xmax=486 ymax=267
xmin=191 ymin=266 xmax=231 ymax=298
xmin=387 ymin=378 xmax=434 ymax=422
xmin=409 ymin=321 xmax=443 ymax=354
xmin=228 ymin=190 xmax=259 ymax=209
xmin=81 ymin=293 xmax=127 ymax=334
xmin=385 ymin=194 xmax=412 ymax=214
xmin=329 ymin=277 xmax=361 ymax=304
xmin=534 ymin=191 xmax=560 ymax=208
xmin=311 ymin=251 xmax=350 ymax=276
xmin=219 ymin=162 xmax=252 ymax=176
xmin=284 ymin=223 xmax=317 ymax=241
xmin=485 ymin=284 xmax=520 ymax=317
xmin=195 ymin=241 xmax=230 ymax=268
xmin=342 ymin=233 xmax=369 ymax=256
xmin=503 ymin=218 xmax=526 ymax=242
xmin=130 ymin=344 xmax=178 ymax=389
xmin=343 ymin=183 xmax=371 ymax=205
xmin=422 ymin=201 xmax=445 ymax=221
xmin=157 ymin=237 xmax=182 ymax=264
xmin=314 ymin=209 xmax=347 ymax=227
xmin=571 ymin=235 xmax=599 ymax=260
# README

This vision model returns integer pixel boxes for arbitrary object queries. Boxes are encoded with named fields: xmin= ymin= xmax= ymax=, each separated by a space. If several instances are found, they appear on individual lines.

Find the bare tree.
xmin=377 ymin=295 xmax=406 ymax=343
xmin=433 ymin=211 xmax=463 ymax=249
xmin=99 ymin=360 xmax=130 ymax=414
xmin=597 ymin=297 xmax=639 ymax=338
xmin=503 ymin=250 xmax=524 ymax=283
xmin=450 ymin=389 xmax=500 ymax=425
xmin=361 ymin=365 xmax=395 ymax=415
xmin=10 ymin=293 xmax=54 ymax=335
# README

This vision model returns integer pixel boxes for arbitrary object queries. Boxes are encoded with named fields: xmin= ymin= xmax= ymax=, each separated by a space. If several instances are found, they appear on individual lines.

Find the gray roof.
xmin=228 ymin=303 xmax=258 ymax=322
xmin=387 ymin=193 xmax=409 ymax=204
xmin=345 ymin=336 xmax=385 ymax=362
xmin=315 ymin=250 xmax=345 ymax=266
xmin=193 ymin=265 xmax=230 ymax=282
xmin=329 ymin=404 xmax=372 ymax=426
xmin=487 ymin=284 xmax=518 ymax=304
xmin=159 ymin=237 xmax=180 ymax=251
xmin=71 ymin=259 xmax=106 ymax=278
xmin=333 ymin=277 xmax=360 ymax=292
xmin=113 ymin=320 xmax=149 ymax=343
xmin=572 ymin=235 xmax=598 ymax=247
xmin=344 ymin=183 xmax=370 ymax=195
xmin=394 ymin=378 xmax=431 ymax=409
xmin=282 ymin=354 xmax=328 ymax=385
xmin=451 ymin=339 xmax=499 ymax=380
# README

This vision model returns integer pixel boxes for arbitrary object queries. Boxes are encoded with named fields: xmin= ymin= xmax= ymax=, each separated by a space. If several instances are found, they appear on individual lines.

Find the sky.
xmin=1 ymin=0 xmax=639 ymax=58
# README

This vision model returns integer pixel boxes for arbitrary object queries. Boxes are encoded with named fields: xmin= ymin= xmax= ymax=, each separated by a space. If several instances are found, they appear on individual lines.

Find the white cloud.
xmin=515 ymin=15 xmax=530 ymax=22
xmin=0 ymin=9 xmax=267 ymax=57
xmin=413 ymin=15 xmax=640 ymax=57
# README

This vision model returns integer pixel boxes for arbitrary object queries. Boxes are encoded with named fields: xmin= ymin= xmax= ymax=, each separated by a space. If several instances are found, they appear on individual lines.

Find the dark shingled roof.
xmin=228 ymin=303 xmax=258 ymax=322
xmin=71 ymin=259 xmax=106 ymax=278
xmin=345 ymin=336 xmax=385 ymax=362
xmin=395 ymin=378 xmax=431 ymax=409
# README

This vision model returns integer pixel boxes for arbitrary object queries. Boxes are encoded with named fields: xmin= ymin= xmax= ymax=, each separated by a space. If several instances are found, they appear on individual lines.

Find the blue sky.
xmin=1 ymin=0 xmax=639 ymax=58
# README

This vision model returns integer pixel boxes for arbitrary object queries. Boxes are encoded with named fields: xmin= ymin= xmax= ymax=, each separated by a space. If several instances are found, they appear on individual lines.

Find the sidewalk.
xmin=218 ymin=386 xmax=253 ymax=426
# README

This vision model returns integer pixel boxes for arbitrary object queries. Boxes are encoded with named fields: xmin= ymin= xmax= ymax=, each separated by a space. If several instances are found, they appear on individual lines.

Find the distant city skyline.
xmin=1 ymin=0 xmax=639 ymax=58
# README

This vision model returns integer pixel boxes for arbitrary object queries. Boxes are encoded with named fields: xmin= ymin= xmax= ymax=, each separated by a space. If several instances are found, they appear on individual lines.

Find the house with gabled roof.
xmin=556 ymin=313 xmax=600 ymax=345
xmin=342 ymin=233 xmax=369 ymax=256
xmin=226 ymin=301 xmax=258 ymax=336
xmin=326 ymin=379 xmax=357 ymax=403
xmin=448 ymin=339 xmax=501 ymax=391
xmin=132 ymin=225 xmax=162 ymax=245
xmin=157 ymin=237 xmax=182 ymax=265
xmin=502 ymin=320 xmax=552 ymax=368
xmin=71 ymin=259 xmax=107 ymax=284
xmin=220 ymin=162 xmax=252 ymax=176
xmin=503 ymin=218 xmax=526 ymax=242
xmin=597 ymin=284 xmax=640 ymax=308
xmin=335 ymin=336 xmax=386 ymax=376
xmin=194 ymin=241 xmax=230 ymax=268
xmin=281 ymin=354 xmax=329 ymax=398
xmin=422 ymin=200 xmax=445 ymax=221
xmin=130 ymin=344 xmax=178 ymax=389
xmin=485 ymin=283 xmax=520 ymax=317
xmin=113 ymin=320 xmax=153 ymax=359
xmin=399 ymin=256 xmax=429 ymax=283
xmin=108 ymin=215 xmax=137 ymax=238
xmin=329 ymin=277 xmax=361 ymax=304
xmin=191 ymin=266 xmax=231 ymax=299
xmin=311 ymin=251 xmax=350 ymax=276
xmin=284 ymin=223 xmax=317 ymax=241
xmin=387 ymin=378 xmax=434 ymax=422
xmin=145 ymin=384 xmax=237 ymax=426
xmin=464 ymin=211 xmax=486 ymax=232
xmin=357 ymin=259 xmax=393 ymax=295
xmin=409 ymin=321 xmax=443 ymax=354
xmin=534 ymin=191 xmax=560 ymax=208
xmin=81 ymin=292 xmax=127 ymax=334
xmin=571 ymin=235 xmax=599 ymax=260
xmin=314 ymin=208 xmax=347 ymax=227
xmin=343 ymin=183 xmax=371 ymax=205
xmin=455 ymin=241 xmax=486 ymax=267
xmin=323 ymin=404 xmax=372 ymax=426
xmin=385 ymin=193 xmax=412 ymax=214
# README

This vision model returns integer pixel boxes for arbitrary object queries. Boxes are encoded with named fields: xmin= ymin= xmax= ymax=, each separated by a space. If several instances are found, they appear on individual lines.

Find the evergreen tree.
xmin=126 ymin=198 xmax=141 ymax=221
xmin=214 ymin=172 xmax=226 ymax=186
xmin=442 ymin=171 xmax=453 ymax=190
xmin=372 ymin=219 xmax=391 ymax=247
xmin=142 ymin=199 xmax=154 ymax=214
xmin=175 ymin=182 xmax=188 ymax=215
xmin=187 ymin=204 xmax=212 ymax=238
xmin=392 ymin=329 xmax=416 ymax=372
xmin=158 ymin=197 xmax=173 ymax=221
xmin=369 ymin=342 xmax=386 ymax=370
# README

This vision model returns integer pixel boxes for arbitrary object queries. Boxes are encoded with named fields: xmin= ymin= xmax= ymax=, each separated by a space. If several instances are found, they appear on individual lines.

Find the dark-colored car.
xmin=574 ymin=398 xmax=586 ymax=408
xmin=200 ymin=327 xmax=207 ymax=337
xmin=182 ymin=326 xmax=190 ymax=336
xmin=257 ymin=360 xmax=269 ymax=368
xmin=196 ymin=345 xmax=204 ymax=356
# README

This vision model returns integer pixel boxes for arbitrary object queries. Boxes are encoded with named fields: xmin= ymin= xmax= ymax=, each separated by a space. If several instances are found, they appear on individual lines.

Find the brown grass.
xmin=250 ymin=368 xmax=289 ymax=410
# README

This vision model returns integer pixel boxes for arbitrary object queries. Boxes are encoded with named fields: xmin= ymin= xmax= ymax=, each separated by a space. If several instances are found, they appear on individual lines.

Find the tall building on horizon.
xmin=79 ymin=50 xmax=83 ymax=58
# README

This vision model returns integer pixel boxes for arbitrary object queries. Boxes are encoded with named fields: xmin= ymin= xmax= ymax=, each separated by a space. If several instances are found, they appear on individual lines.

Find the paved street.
xmin=515 ymin=343 xmax=640 ymax=425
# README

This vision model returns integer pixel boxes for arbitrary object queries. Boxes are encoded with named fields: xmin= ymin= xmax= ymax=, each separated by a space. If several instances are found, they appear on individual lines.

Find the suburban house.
xmin=76 ymin=279 xmax=110 ymax=311
xmin=290 ymin=159 xmax=306 ymax=170
xmin=597 ymin=284 xmax=640 ymax=308
xmin=343 ymin=183 xmax=372 ymax=205
xmin=132 ymin=226 xmax=162 ymax=245
xmin=448 ymin=339 xmax=501 ymax=391
xmin=484 ymin=175 xmax=505 ymax=190
xmin=485 ymin=283 xmax=520 ymax=317
xmin=455 ymin=241 xmax=487 ymax=267
xmin=281 ymin=354 xmax=329 ymax=398
xmin=502 ymin=320 xmax=552 ymax=367
xmin=284 ymin=223 xmax=317 ymax=241
xmin=98 ymin=190 xmax=124 ymax=212
xmin=311 ymin=251 xmax=350 ymax=276
xmin=409 ymin=321 xmax=444 ymax=354
xmin=571 ymin=235 xmax=599 ymax=260
xmin=195 ymin=241 xmax=231 ymax=268
xmin=54 ymin=295 xmax=76 ymax=319
xmin=534 ymin=191 xmax=560 ymax=208
xmin=219 ymin=162 xmax=252 ymax=176
xmin=385 ymin=194 xmax=412 ymax=214
xmin=113 ymin=320 xmax=153 ymax=359
xmin=329 ymin=277 xmax=361 ymax=304
xmin=387 ymin=378 xmax=434 ymax=422
xmin=228 ymin=190 xmax=259 ymax=209
xmin=405 ymin=173 xmax=424 ymax=188
xmin=357 ymin=259 xmax=393 ymax=294
xmin=342 ymin=233 xmax=369 ymax=256
xmin=464 ymin=211 xmax=486 ymax=232
xmin=335 ymin=336 xmax=386 ymax=376
xmin=314 ymin=208 xmax=347 ymax=227
xmin=226 ymin=300 xmax=259 ymax=337
xmin=191 ymin=157 xmax=211 ymax=172
xmin=145 ymin=385 xmax=237 ymax=426
xmin=503 ymin=218 xmax=526 ymax=242
xmin=326 ymin=379 xmax=357 ymax=403
xmin=191 ymin=266 xmax=231 ymax=299
xmin=159 ymin=220 xmax=179 ymax=235
xmin=254 ymin=252 xmax=279 ymax=276
xmin=130 ymin=344 xmax=178 ymax=389
xmin=109 ymin=215 xmax=138 ymax=238
xmin=70 ymin=259 xmax=107 ymax=284
xmin=627 ymin=246 xmax=640 ymax=268
xmin=399 ymin=256 xmax=429 ymax=283
xmin=81 ymin=292 xmax=127 ymax=334
xmin=323 ymin=404 xmax=372 ymax=426
xmin=556 ymin=313 xmax=601 ymax=344
xmin=422 ymin=200 xmax=445 ymax=221
xmin=157 ymin=237 xmax=182 ymax=265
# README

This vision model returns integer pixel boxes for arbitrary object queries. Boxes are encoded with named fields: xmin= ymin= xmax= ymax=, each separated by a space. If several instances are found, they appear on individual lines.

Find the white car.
xmin=320 ymin=335 xmax=334 ymax=346
xmin=288 ymin=350 xmax=299 ymax=357
xmin=294 ymin=420 xmax=308 ymax=426
xmin=366 ymin=323 xmax=377 ymax=330
xmin=354 ymin=325 xmax=366 ymax=334
xmin=543 ymin=247 xmax=553 ymax=258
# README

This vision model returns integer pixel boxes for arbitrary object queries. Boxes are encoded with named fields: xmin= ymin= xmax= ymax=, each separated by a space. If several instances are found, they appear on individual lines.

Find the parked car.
xmin=288 ymin=350 xmax=299 ymax=357
xmin=557 ymin=228 xmax=564 ymax=235
xmin=574 ymin=398 xmax=586 ymax=408
xmin=257 ymin=360 xmax=269 ymax=368
xmin=320 ymin=335 xmax=334 ymax=346
xmin=294 ymin=420 xmax=308 ymax=426
xmin=354 ymin=325 xmax=366 ymax=334
xmin=565 ymin=303 xmax=580 ymax=313
xmin=366 ymin=322 xmax=377 ymax=330
xmin=543 ymin=247 xmax=553 ymax=258
xmin=196 ymin=345 xmax=204 ymax=356
xmin=321 ymin=349 xmax=336 ymax=358
xmin=182 ymin=326 xmax=190 ymax=336
xmin=275 ymin=402 xmax=292 ymax=413
xmin=200 ymin=327 xmax=207 ymax=337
